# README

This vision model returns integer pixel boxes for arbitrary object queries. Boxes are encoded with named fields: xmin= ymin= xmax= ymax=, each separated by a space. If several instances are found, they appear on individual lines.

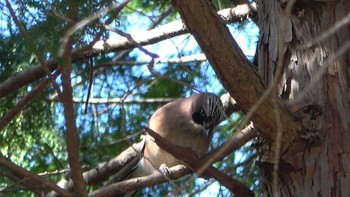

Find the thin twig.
xmin=88 ymin=165 xmax=191 ymax=197
xmin=0 ymin=71 xmax=60 ymax=131
xmin=145 ymin=127 xmax=254 ymax=197
xmin=0 ymin=156 xmax=72 ymax=196
xmin=0 ymin=3 xmax=256 ymax=98
xmin=272 ymin=96 xmax=283 ymax=197
xmin=49 ymin=96 xmax=177 ymax=104
xmin=103 ymin=25 xmax=159 ymax=59
xmin=59 ymin=1 xmax=87 ymax=196
xmin=299 ymin=12 xmax=350 ymax=50
xmin=89 ymin=0 xmax=131 ymax=47
xmin=271 ymin=0 xmax=296 ymax=195
xmin=85 ymin=58 xmax=94 ymax=114
xmin=4 ymin=0 xmax=62 ymax=97
xmin=60 ymin=0 xmax=131 ymax=54
xmin=290 ymin=39 xmax=350 ymax=105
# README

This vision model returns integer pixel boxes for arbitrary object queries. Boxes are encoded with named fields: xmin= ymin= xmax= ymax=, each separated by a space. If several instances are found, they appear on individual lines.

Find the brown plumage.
xmin=132 ymin=93 xmax=224 ymax=177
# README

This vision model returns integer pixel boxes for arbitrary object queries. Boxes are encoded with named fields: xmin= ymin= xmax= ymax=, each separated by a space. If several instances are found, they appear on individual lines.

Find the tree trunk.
xmin=257 ymin=0 xmax=350 ymax=196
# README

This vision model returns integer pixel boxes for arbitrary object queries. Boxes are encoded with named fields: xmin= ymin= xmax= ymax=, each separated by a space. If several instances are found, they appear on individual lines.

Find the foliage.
xmin=0 ymin=0 xmax=259 ymax=196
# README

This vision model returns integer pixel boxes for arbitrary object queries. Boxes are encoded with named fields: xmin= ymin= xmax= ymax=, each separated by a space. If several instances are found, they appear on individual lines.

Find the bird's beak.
xmin=203 ymin=122 xmax=214 ymax=139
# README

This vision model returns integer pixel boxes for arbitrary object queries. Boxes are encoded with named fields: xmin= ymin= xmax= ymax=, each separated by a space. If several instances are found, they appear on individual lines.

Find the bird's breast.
xmin=159 ymin=119 xmax=211 ymax=157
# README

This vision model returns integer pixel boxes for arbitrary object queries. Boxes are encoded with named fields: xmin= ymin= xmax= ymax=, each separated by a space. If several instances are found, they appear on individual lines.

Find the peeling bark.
xmin=170 ymin=0 xmax=350 ymax=195
xmin=257 ymin=0 xmax=350 ymax=196
xmin=170 ymin=0 xmax=300 ymax=152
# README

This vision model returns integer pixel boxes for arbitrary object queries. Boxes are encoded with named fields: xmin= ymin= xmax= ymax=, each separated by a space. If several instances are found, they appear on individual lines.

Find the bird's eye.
xmin=200 ymin=109 xmax=206 ymax=117
xmin=192 ymin=109 xmax=206 ymax=125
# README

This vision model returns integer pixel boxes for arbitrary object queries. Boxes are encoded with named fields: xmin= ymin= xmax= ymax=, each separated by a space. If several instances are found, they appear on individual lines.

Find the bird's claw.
xmin=159 ymin=164 xmax=173 ymax=180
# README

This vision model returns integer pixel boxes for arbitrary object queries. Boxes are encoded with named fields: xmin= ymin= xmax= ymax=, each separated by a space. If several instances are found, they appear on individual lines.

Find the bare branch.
xmin=81 ymin=122 xmax=255 ymax=196
xmin=145 ymin=127 xmax=254 ymax=197
xmin=47 ymin=140 xmax=145 ymax=196
xmin=88 ymin=165 xmax=191 ymax=197
xmin=170 ymin=0 xmax=300 ymax=147
xmin=4 ymin=0 xmax=62 ymax=97
xmin=0 ymin=3 xmax=257 ymax=99
xmin=0 ymin=156 xmax=72 ymax=196
xmin=94 ymin=53 xmax=207 ymax=68
xmin=104 ymin=26 xmax=159 ymax=59
xmin=0 ymin=71 xmax=60 ymax=131
xmin=218 ymin=2 xmax=257 ymax=24
xmin=59 ymin=1 xmax=87 ymax=196
xmin=49 ymin=96 xmax=177 ymax=104
xmin=203 ymin=122 xmax=256 ymax=163
xmin=49 ymin=94 xmax=236 ymax=110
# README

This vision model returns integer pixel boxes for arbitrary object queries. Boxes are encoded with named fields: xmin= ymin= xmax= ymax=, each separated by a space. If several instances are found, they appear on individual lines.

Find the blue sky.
xmin=1 ymin=5 xmax=259 ymax=196
xmin=98 ymin=14 xmax=259 ymax=195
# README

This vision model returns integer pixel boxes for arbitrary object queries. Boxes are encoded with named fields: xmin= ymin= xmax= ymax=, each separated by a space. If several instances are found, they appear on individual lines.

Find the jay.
xmin=132 ymin=93 xmax=224 ymax=177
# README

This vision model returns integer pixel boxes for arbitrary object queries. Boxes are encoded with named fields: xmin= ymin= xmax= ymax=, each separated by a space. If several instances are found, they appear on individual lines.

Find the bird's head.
xmin=191 ymin=93 xmax=224 ymax=138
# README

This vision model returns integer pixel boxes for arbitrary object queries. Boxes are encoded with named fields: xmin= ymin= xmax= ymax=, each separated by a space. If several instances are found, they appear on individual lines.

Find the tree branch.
xmin=0 ymin=71 xmax=60 ymax=131
xmin=49 ymin=96 xmax=177 ymax=105
xmin=218 ymin=2 xmax=257 ymax=24
xmin=47 ymin=140 xmax=145 ymax=197
xmin=4 ymin=0 xmax=62 ymax=96
xmin=93 ymin=53 xmax=207 ymax=68
xmin=49 ymin=94 xmax=242 ymax=195
xmin=170 ymin=0 xmax=300 ymax=148
xmin=0 ymin=156 xmax=72 ymax=196
xmin=145 ymin=127 xmax=254 ymax=197
xmin=88 ymin=165 xmax=191 ymax=197
xmin=204 ymin=122 xmax=256 ymax=162
xmin=82 ymin=123 xmax=255 ymax=197
xmin=59 ymin=1 xmax=87 ymax=196
xmin=0 ymin=3 xmax=257 ymax=99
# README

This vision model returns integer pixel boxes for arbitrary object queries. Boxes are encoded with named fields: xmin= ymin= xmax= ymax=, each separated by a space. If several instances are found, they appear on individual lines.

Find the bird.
xmin=131 ymin=92 xmax=224 ymax=177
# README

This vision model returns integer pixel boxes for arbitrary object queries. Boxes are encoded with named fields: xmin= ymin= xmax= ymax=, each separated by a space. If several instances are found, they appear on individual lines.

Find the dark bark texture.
xmin=257 ymin=0 xmax=350 ymax=196
xmin=171 ymin=0 xmax=350 ymax=196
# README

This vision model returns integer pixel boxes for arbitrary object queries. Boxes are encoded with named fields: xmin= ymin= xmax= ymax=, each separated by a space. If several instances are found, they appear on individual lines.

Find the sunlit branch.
xmin=4 ymin=0 xmax=62 ymax=97
xmin=0 ymin=156 xmax=72 ymax=196
xmin=61 ymin=0 xmax=131 ymax=54
xmin=0 ymin=3 xmax=257 ymax=98
xmin=145 ymin=127 xmax=254 ymax=197
xmin=88 ymin=165 xmax=191 ymax=197
xmin=49 ymin=96 xmax=177 ymax=105
xmin=0 ymin=71 xmax=60 ymax=132
xmin=51 ymin=94 xmax=243 ymax=194
xmin=84 ymin=122 xmax=255 ymax=197
xmin=218 ymin=2 xmax=257 ymax=24
xmin=59 ymin=1 xmax=87 ymax=196
xmin=94 ymin=54 xmax=207 ymax=68
xmin=48 ymin=140 xmax=145 ymax=196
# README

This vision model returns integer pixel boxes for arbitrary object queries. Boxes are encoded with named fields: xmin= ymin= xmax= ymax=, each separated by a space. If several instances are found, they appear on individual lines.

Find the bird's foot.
xmin=159 ymin=164 xmax=173 ymax=180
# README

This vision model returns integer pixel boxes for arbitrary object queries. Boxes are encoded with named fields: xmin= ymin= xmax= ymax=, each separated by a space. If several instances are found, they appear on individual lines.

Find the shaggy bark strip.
xmin=256 ymin=0 xmax=350 ymax=196
xmin=170 ymin=0 xmax=299 ymax=147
